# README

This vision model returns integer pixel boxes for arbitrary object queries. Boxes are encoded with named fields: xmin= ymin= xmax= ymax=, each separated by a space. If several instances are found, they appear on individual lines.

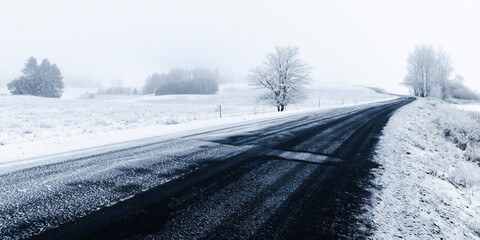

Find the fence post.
xmin=318 ymin=99 xmax=321 ymax=107
xmin=219 ymin=105 xmax=222 ymax=118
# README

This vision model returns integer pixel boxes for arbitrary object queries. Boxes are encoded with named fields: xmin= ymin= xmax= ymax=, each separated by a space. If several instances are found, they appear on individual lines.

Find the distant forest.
xmin=143 ymin=68 xmax=219 ymax=95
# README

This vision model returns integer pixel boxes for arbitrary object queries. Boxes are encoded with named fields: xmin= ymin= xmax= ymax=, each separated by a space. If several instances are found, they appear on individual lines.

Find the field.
xmin=0 ymin=83 xmax=394 ymax=162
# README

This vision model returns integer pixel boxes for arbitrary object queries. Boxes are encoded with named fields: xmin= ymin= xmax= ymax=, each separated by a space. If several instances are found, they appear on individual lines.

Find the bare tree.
xmin=403 ymin=45 xmax=435 ymax=97
xmin=249 ymin=46 xmax=312 ymax=111
xmin=403 ymin=45 xmax=453 ymax=99
xmin=402 ymin=46 xmax=479 ymax=100
xmin=432 ymin=48 xmax=453 ymax=99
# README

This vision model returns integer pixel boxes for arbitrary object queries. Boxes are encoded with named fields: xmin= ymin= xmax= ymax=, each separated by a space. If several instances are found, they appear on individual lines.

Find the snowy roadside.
xmin=368 ymin=98 xmax=480 ymax=239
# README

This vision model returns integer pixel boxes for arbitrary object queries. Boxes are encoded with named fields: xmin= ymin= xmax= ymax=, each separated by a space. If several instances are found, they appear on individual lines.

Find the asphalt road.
xmin=1 ymin=97 xmax=414 ymax=240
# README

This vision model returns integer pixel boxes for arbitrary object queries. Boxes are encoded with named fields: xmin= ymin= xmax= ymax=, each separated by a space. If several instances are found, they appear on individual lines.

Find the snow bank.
xmin=369 ymin=98 xmax=480 ymax=239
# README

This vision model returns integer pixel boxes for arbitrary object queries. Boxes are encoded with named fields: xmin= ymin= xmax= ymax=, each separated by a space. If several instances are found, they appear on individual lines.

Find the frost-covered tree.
xmin=403 ymin=45 xmax=436 ymax=97
xmin=448 ymin=74 xmax=480 ymax=100
xmin=7 ymin=57 xmax=38 ymax=95
xmin=144 ymin=68 xmax=219 ymax=95
xmin=155 ymin=68 xmax=218 ymax=95
xmin=165 ymin=68 xmax=190 ymax=83
xmin=432 ymin=48 xmax=454 ymax=99
xmin=35 ymin=59 xmax=64 ymax=98
xmin=143 ymin=73 xmax=167 ymax=94
xmin=249 ymin=46 xmax=312 ymax=111
xmin=7 ymin=57 xmax=64 ymax=98
xmin=403 ymin=46 xmax=453 ymax=98
xmin=403 ymin=46 xmax=478 ymax=100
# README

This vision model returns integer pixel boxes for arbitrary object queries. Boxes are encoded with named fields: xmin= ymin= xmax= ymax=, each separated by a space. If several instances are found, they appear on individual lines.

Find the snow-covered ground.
xmin=0 ymin=83 xmax=394 ymax=162
xmin=368 ymin=98 xmax=480 ymax=239
xmin=457 ymin=103 xmax=480 ymax=113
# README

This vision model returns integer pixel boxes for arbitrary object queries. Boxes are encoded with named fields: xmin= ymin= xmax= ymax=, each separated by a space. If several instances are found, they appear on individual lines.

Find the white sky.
xmin=1 ymin=0 xmax=479 ymax=94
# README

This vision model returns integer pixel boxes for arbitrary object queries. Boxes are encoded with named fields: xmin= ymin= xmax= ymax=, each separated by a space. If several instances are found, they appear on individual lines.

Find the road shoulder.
xmin=367 ymin=98 xmax=480 ymax=239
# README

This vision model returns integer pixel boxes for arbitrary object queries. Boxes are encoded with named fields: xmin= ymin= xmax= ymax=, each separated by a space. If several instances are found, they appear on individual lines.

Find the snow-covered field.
xmin=369 ymin=98 xmax=480 ymax=239
xmin=0 ymin=83 xmax=394 ymax=162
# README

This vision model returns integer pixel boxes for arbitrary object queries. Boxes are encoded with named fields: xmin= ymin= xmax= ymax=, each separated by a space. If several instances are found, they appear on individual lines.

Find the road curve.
xmin=2 ymin=97 xmax=415 ymax=240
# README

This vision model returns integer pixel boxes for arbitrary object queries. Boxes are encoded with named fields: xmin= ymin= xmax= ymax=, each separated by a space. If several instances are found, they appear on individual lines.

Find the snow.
xmin=0 ymin=83 xmax=395 ymax=163
xmin=457 ymin=103 xmax=480 ymax=113
xmin=368 ymin=98 xmax=480 ymax=239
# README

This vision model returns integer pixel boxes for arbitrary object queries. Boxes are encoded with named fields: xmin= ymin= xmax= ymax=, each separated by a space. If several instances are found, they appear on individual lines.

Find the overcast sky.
xmin=1 ymin=0 xmax=479 ymax=94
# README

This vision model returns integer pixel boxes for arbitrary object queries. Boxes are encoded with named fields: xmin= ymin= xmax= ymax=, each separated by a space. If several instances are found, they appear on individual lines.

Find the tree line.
xmin=403 ymin=45 xmax=478 ymax=100
xmin=143 ymin=68 xmax=219 ymax=95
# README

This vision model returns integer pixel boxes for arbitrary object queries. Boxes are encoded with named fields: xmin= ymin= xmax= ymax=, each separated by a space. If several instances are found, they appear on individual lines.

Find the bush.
xmin=435 ymin=103 xmax=480 ymax=165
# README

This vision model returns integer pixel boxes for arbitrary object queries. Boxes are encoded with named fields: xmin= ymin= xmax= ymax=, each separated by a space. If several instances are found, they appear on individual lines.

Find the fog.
xmin=1 ymin=0 xmax=479 ymax=94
